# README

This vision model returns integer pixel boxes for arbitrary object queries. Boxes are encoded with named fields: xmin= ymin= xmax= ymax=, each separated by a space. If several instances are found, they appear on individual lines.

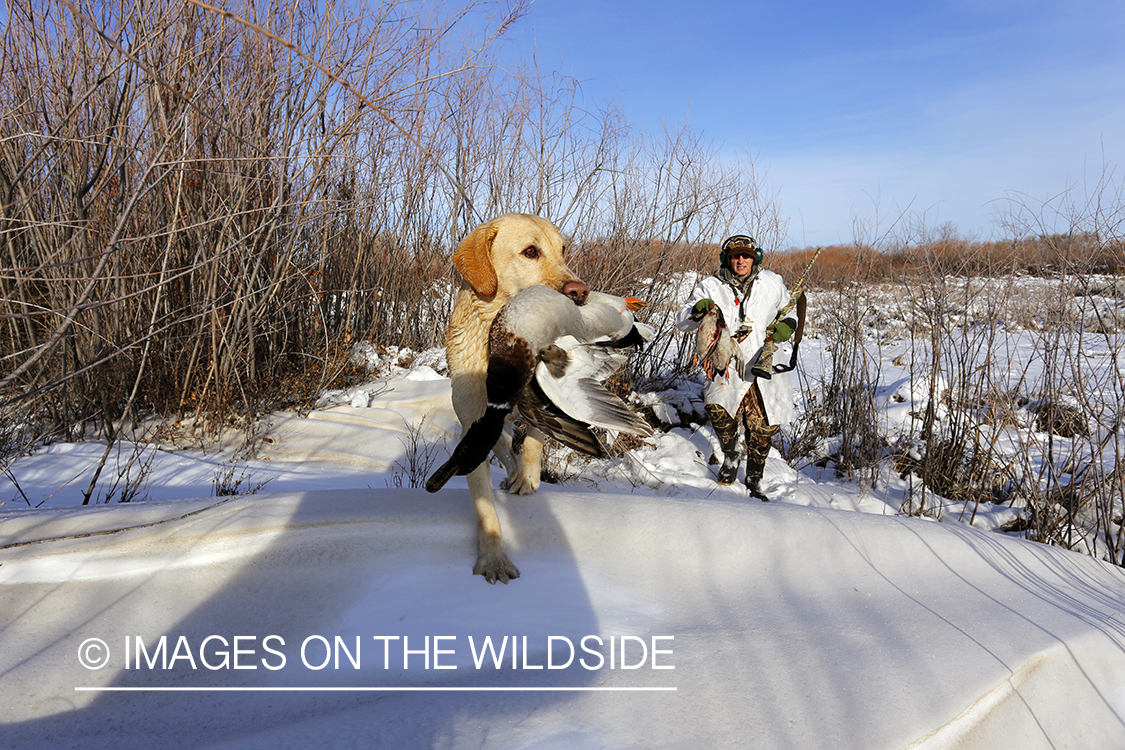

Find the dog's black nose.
xmin=563 ymin=280 xmax=589 ymax=304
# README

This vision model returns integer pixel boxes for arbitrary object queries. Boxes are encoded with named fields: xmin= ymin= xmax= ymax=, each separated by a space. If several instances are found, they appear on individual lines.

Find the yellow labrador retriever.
xmin=445 ymin=213 xmax=588 ymax=583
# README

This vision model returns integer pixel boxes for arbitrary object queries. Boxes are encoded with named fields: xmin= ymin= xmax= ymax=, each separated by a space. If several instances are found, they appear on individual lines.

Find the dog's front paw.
xmin=474 ymin=551 xmax=521 ymax=584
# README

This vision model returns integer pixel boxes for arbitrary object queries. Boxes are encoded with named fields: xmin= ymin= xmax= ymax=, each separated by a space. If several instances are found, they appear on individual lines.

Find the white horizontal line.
xmin=76 ymin=686 xmax=676 ymax=692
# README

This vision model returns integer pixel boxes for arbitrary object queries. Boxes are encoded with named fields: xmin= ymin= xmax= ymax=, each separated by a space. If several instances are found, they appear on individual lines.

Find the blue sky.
xmin=515 ymin=0 xmax=1125 ymax=247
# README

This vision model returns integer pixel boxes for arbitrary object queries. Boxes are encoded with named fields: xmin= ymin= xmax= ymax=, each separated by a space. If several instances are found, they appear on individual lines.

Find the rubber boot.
xmin=705 ymin=403 xmax=741 ymax=485
xmin=744 ymin=459 xmax=769 ymax=501
xmin=744 ymin=424 xmax=779 ymax=502
xmin=717 ymin=456 xmax=739 ymax=485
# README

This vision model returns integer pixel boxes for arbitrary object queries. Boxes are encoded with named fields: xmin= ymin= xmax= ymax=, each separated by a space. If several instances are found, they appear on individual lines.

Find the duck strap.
xmin=770 ymin=292 xmax=806 ymax=374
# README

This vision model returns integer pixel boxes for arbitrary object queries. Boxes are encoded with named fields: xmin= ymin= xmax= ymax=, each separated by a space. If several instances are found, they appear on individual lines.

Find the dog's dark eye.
xmin=521 ymin=246 xmax=540 ymax=260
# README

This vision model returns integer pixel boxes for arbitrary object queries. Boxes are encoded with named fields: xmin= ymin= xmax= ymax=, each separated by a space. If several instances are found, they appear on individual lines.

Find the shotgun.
xmin=750 ymin=247 xmax=823 ymax=380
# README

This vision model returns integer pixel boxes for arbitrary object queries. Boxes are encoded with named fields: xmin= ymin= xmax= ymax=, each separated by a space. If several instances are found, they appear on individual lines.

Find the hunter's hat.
xmin=720 ymin=235 xmax=763 ymax=267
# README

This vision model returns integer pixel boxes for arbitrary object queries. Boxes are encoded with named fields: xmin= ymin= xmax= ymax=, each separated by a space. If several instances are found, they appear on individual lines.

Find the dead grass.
xmin=771 ymin=234 xmax=1125 ymax=288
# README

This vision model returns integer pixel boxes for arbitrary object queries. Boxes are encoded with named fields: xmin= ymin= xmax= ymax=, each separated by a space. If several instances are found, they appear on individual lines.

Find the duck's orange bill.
xmin=625 ymin=297 xmax=647 ymax=311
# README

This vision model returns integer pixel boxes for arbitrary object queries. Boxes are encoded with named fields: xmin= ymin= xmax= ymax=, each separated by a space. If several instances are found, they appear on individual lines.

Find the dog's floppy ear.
xmin=453 ymin=223 xmax=500 ymax=298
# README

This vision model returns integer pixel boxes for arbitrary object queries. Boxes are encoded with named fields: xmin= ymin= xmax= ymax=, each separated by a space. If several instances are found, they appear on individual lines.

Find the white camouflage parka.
xmin=675 ymin=268 xmax=796 ymax=423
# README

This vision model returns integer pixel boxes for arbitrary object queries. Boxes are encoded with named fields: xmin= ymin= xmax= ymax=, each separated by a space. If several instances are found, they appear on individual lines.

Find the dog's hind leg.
xmin=491 ymin=426 xmax=520 ymax=487
xmin=467 ymin=463 xmax=520 ymax=584
xmin=504 ymin=426 xmax=543 ymax=495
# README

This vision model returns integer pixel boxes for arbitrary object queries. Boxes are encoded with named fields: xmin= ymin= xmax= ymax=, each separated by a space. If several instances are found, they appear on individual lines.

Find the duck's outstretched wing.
xmin=518 ymin=378 xmax=607 ymax=457
xmin=531 ymin=338 xmax=653 ymax=440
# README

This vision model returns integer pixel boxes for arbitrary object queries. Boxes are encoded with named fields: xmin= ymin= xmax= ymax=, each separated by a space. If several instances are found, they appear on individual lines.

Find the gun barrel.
xmin=771 ymin=247 xmax=823 ymax=324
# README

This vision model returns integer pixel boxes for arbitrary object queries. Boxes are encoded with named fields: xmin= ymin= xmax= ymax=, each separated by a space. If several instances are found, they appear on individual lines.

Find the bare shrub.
xmin=213 ymin=462 xmax=273 ymax=497
xmin=1029 ymin=399 xmax=1090 ymax=438
xmin=538 ymin=436 xmax=595 ymax=487
xmin=2 ymin=0 xmax=510 ymax=442
xmin=782 ymin=249 xmax=886 ymax=481
xmin=387 ymin=417 xmax=441 ymax=489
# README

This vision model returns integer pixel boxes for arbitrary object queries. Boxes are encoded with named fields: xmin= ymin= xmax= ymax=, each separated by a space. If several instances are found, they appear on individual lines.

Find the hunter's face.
xmin=729 ymin=253 xmax=755 ymax=276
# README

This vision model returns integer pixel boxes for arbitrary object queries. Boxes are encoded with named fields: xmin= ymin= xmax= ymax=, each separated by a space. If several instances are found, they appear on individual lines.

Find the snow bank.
xmin=3 ymin=485 xmax=1124 ymax=749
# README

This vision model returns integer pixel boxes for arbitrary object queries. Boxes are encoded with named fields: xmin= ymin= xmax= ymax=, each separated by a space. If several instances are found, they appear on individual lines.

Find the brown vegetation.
xmin=0 ymin=0 xmax=772 ymax=452
xmin=769 ymin=233 xmax=1125 ymax=288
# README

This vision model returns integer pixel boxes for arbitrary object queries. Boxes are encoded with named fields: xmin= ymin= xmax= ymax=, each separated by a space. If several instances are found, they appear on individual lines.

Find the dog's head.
xmin=454 ymin=214 xmax=588 ymax=304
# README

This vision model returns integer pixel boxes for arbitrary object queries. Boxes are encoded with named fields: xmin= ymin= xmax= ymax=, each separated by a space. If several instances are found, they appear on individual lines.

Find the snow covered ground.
xmin=4 ymin=282 xmax=1125 ymax=748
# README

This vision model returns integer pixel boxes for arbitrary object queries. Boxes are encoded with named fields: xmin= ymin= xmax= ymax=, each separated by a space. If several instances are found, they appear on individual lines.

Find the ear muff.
xmin=453 ymin=222 xmax=500 ymax=298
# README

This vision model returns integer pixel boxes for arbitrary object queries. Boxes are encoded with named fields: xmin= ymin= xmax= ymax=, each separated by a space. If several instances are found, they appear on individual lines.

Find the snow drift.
xmin=3 ymin=482 xmax=1125 ymax=749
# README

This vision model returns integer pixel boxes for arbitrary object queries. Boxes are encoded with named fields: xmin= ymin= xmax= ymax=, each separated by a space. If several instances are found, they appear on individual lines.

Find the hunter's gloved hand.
xmin=690 ymin=298 xmax=715 ymax=320
xmin=768 ymin=318 xmax=796 ymax=342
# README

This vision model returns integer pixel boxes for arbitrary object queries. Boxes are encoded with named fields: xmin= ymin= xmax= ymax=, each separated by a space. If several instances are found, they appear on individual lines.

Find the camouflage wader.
xmin=706 ymin=382 xmax=779 ymax=499
xmin=705 ymin=402 xmax=741 ymax=485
